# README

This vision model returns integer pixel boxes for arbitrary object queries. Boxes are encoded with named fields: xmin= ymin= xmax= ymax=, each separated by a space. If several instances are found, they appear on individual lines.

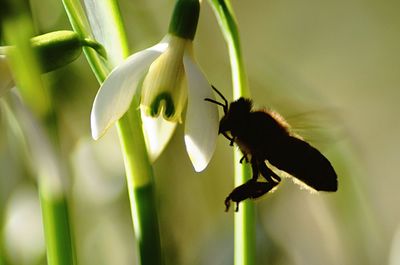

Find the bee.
xmin=205 ymin=86 xmax=338 ymax=212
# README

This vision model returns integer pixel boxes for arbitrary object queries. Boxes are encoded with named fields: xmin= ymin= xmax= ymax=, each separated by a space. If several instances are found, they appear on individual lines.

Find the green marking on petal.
xmin=150 ymin=92 xmax=175 ymax=118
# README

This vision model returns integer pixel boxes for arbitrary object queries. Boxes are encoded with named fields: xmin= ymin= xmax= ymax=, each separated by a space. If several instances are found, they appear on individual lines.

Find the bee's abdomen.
xmin=268 ymin=136 xmax=338 ymax=191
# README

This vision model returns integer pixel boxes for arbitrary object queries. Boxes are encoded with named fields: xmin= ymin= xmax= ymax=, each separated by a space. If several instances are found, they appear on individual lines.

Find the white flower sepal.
xmin=91 ymin=35 xmax=219 ymax=172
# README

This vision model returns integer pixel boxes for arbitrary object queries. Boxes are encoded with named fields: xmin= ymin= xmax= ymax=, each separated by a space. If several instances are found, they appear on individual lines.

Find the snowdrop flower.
xmin=91 ymin=0 xmax=219 ymax=172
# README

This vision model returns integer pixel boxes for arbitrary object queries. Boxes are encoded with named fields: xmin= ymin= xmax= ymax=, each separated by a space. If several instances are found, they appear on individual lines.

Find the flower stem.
xmin=3 ymin=5 xmax=76 ymax=265
xmin=62 ymin=0 xmax=163 ymax=264
xmin=39 ymin=194 xmax=75 ymax=265
xmin=117 ymin=110 xmax=163 ymax=265
xmin=207 ymin=1 xmax=255 ymax=265
xmin=168 ymin=0 xmax=200 ymax=40
xmin=61 ymin=0 xmax=108 ymax=81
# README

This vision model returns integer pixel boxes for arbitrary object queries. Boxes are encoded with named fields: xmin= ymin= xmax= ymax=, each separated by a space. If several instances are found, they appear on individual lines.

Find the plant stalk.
xmin=61 ymin=0 xmax=163 ymax=264
xmin=3 ymin=3 xmax=76 ymax=264
xmin=207 ymin=0 xmax=255 ymax=264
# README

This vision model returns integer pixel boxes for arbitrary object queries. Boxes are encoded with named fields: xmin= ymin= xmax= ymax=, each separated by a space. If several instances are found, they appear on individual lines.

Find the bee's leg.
xmin=259 ymin=161 xmax=281 ymax=183
xmin=224 ymin=190 xmax=244 ymax=212
xmin=221 ymin=132 xmax=235 ymax=146
xmin=224 ymin=179 xmax=278 ymax=212
xmin=225 ymin=179 xmax=257 ymax=212
xmin=239 ymin=154 xmax=249 ymax=164
xmin=250 ymin=158 xmax=260 ymax=180
xmin=224 ymin=197 xmax=231 ymax=212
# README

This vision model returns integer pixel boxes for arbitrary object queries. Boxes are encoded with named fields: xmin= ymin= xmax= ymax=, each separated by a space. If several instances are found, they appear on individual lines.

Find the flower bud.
xmin=30 ymin=30 xmax=105 ymax=72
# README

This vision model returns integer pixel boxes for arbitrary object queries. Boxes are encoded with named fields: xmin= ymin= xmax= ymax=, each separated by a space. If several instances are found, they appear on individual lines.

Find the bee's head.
xmin=205 ymin=86 xmax=253 ymax=135
xmin=218 ymin=115 xmax=230 ymax=134
xmin=228 ymin=98 xmax=252 ymax=117
xmin=217 ymin=98 xmax=252 ymax=134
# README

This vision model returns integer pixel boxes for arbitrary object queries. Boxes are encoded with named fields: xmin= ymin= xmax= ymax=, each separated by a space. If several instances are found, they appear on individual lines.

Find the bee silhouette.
xmin=205 ymin=86 xmax=338 ymax=212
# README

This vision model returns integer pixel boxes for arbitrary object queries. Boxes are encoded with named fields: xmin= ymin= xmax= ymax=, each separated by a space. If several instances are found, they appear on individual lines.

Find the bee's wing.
xmin=285 ymin=108 xmax=345 ymax=150
xmin=269 ymin=136 xmax=338 ymax=191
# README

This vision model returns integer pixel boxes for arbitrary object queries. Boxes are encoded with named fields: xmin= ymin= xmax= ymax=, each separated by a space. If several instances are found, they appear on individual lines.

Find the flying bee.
xmin=205 ymin=86 xmax=338 ymax=212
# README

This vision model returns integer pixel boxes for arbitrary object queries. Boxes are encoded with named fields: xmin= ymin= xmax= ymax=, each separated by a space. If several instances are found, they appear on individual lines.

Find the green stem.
xmin=207 ymin=1 xmax=254 ymax=265
xmin=61 ymin=0 xmax=163 ymax=264
xmin=168 ymin=0 xmax=200 ymax=40
xmin=0 ymin=214 xmax=8 ymax=265
xmin=39 ymin=194 xmax=75 ymax=265
xmin=61 ymin=0 xmax=108 ymax=81
xmin=117 ymin=111 xmax=163 ymax=265
xmin=3 ymin=3 xmax=76 ymax=265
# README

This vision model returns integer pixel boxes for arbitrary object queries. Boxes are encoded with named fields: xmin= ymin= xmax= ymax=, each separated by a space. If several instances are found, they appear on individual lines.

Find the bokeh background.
xmin=1 ymin=0 xmax=400 ymax=264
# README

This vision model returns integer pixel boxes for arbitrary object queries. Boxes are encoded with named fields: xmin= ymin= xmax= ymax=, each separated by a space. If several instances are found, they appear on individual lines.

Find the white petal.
xmin=141 ymin=111 xmax=177 ymax=162
xmin=91 ymin=42 xmax=168 ymax=140
xmin=183 ymin=53 xmax=219 ymax=172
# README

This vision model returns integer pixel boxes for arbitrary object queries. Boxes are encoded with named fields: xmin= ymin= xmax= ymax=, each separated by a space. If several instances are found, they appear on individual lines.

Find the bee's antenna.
xmin=204 ymin=85 xmax=229 ymax=114
xmin=204 ymin=98 xmax=225 ymax=108
xmin=211 ymin=85 xmax=228 ymax=107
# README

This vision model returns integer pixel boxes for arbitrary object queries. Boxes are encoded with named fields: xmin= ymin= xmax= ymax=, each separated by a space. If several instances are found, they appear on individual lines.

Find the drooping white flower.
xmin=90 ymin=0 xmax=219 ymax=172
xmin=90 ymin=33 xmax=219 ymax=172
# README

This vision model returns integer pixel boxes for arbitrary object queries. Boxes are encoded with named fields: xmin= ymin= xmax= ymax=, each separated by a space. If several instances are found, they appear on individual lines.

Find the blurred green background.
xmin=1 ymin=0 xmax=400 ymax=264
